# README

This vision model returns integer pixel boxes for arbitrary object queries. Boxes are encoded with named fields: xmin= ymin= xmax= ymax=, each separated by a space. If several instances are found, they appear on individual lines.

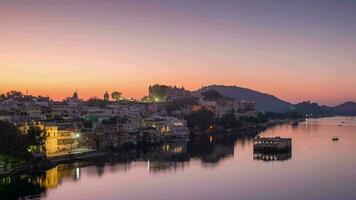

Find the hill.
xmin=333 ymin=101 xmax=356 ymax=116
xmin=292 ymin=101 xmax=333 ymax=117
xmin=193 ymin=85 xmax=291 ymax=113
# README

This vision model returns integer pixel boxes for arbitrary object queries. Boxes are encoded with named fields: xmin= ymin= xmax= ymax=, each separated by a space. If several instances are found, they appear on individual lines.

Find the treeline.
xmin=0 ymin=91 xmax=24 ymax=101
xmin=0 ymin=121 xmax=46 ymax=161
xmin=185 ymin=109 xmax=302 ymax=131
xmin=256 ymin=111 xmax=303 ymax=122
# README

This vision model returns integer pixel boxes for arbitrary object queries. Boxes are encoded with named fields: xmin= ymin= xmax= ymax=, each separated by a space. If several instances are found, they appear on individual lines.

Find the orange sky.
xmin=1 ymin=1 xmax=356 ymax=105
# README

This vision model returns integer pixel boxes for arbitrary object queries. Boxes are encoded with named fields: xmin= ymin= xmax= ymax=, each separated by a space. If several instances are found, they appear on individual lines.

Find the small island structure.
xmin=253 ymin=137 xmax=292 ymax=151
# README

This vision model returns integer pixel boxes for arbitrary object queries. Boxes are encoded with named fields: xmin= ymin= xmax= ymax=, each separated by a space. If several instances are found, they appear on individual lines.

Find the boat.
xmin=332 ymin=137 xmax=339 ymax=141
xmin=253 ymin=136 xmax=292 ymax=151
xmin=291 ymin=122 xmax=299 ymax=126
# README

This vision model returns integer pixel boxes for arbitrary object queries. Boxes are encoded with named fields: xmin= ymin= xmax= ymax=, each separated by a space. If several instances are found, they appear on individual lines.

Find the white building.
xmin=198 ymin=96 xmax=235 ymax=118
xmin=141 ymin=115 xmax=189 ymax=139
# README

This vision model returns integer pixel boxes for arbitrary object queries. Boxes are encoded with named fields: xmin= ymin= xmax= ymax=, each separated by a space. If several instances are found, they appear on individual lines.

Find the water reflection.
xmin=3 ymin=132 xmax=296 ymax=199
xmin=188 ymin=136 xmax=236 ymax=167
xmin=0 ymin=174 xmax=47 ymax=199
xmin=37 ymin=164 xmax=81 ymax=189
xmin=253 ymin=150 xmax=292 ymax=162
xmin=0 ymin=133 xmax=258 ymax=199
xmin=0 ymin=163 xmax=84 ymax=199
xmin=3 ymin=117 xmax=356 ymax=200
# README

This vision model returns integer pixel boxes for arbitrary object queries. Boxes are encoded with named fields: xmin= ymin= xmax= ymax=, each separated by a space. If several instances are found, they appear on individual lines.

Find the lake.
xmin=1 ymin=116 xmax=356 ymax=200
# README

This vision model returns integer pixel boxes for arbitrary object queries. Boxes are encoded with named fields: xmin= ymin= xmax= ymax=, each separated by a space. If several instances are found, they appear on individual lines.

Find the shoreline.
xmin=0 ymin=118 xmax=304 ymax=178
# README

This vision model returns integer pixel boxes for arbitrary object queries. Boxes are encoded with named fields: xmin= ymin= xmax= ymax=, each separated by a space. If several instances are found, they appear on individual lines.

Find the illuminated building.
xmin=20 ymin=122 xmax=79 ymax=156
xmin=95 ymin=123 xmax=137 ymax=149
xmin=148 ymin=84 xmax=190 ymax=102
xmin=141 ymin=115 xmax=189 ymax=139
xmin=64 ymin=91 xmax=82 ymax=107
xmin=198 ymin=96 xmax=235 ymax=117
xmin=234 ymin=100 xmax=257 ymax=117
xmin=198 ymin=95 xmax=256 ymax=118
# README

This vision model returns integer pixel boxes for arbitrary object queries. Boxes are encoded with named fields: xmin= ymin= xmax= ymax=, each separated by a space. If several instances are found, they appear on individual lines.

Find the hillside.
xmin=333 ymin=101 xmax=356 ymax=116
xmin=292 ymin=101 xmax=334 ymax=117
xmin=194 ymin=85 xmax=291 ymax=113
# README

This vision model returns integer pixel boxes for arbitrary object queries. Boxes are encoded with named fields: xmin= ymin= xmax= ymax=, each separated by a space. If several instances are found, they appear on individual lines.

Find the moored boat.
xmin=253 ymin=136 xmax=292 ymax=151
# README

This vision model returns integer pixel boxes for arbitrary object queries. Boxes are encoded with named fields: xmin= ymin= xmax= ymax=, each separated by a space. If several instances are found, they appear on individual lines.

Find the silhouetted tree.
xmin=201 ymin=90 xmax=223 ymax=101
xmin=26 ymin=123 xmax=47 ymax=153
xmin=6 ymin=90 xmax=23 ymax=99
xmin=0 ymin=121 xmax=30 ymax=160
xmin=141 ymin=96 xmax=150 ymax=102
xmin=111 ymin=91 xmax=122 ymax=101
xmin=166 ymin=97 xmax=198 ymax=113
xmin=186 ymin=108 xmax=215 ymax=130
xmin=0 ymin=93 xmax=6 ymax=100
xmin=86 ymin=97 xmax=108 ymax=108
xmin=216 ymin=113 xmax=241 ymax=128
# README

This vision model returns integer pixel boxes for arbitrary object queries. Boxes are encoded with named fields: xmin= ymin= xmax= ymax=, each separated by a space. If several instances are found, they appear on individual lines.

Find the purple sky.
xmin=1 ymin=0 xmax=355 ymax=105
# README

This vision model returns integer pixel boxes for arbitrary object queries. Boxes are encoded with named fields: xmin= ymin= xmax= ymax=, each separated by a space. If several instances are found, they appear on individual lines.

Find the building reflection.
xmin=253 ymin=150 xmax=292 ymax=161
xmin=90 ymin=134 xmax=242 ymax=173
xmin=0 ymin=133 xmax=261 ymax=198
xmin=0 ymin=163 xmax=83 ymax=199
xmin=148 ymin=141 xmax=189 ymax=173
xmin=36 ymin=163 xmax=81 ymax=189
xmin=188 ymin=136 xmax=235 ymax=167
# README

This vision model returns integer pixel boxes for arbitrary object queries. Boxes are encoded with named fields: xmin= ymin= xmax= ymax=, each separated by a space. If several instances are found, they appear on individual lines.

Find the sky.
xmin=1 ymin=0 xmax=355 ymax=105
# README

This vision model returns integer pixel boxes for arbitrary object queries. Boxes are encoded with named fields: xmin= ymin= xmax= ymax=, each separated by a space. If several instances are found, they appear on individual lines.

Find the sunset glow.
xmin=1 ymin=0 xmax=356 ymax=105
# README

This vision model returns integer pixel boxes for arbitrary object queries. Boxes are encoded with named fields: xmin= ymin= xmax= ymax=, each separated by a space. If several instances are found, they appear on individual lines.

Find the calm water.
xmin=2 ymin=116 xmax=356 ymax=200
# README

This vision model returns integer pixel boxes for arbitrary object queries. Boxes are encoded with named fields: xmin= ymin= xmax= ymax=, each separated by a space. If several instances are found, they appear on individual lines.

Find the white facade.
xmin=141 ymin=115 xmax=189 ymax=138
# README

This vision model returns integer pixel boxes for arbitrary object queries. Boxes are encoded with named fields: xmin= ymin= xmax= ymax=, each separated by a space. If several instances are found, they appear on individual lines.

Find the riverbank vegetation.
xmin=0 ymin=121 xmax=46 ymax=168
xmin=185 ymin=109 xmax=303 ymax=133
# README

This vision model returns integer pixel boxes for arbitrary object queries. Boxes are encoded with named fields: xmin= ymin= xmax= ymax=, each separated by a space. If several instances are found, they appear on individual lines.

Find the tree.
xmin=239 ymin=116 xmax=259 ymax=125
xmin=0 ymin=93 xmax=6 ymax=100
xmin=216 ymin=113 xmax=241 ymax=128
xmin=111 ymin=91 xmax=122 ymax=101
xmin=186 ymin=108 xmax=215 ymax=130
xmin=26 ymin=123 xmax=47 ymax=153
xmin=166 ymin=96 xmax=198 ymax=113
xmin=201 ymin=90 xmax=223 ymax=101
xmin=0 ymin=121 xmax=30 ymax=159
xmin=257 ymin=112 xmax=268 ymax=123
xmin=6 ymin=90 xmax=23 ymax=99
xmin=141 ymin=96 xmax=150 ymax=102
xmin=86 ymin=97 xmax=109 ymax=108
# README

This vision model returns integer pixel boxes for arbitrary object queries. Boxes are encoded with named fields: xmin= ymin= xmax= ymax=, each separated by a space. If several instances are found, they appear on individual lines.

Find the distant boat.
xmin=332 ymin=137 xmax=339 ymax=141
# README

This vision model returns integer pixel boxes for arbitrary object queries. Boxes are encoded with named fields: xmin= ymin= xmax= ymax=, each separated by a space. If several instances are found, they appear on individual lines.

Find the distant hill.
xmin=193 ymin=85 xmax=291 ymax=113
xmin=292 ymin=101 xmax=334 ymax=117
xmin=333 ymin=101 xmax=356 ymax=116
xmin=192 ymin=85 xmax=356 ymax=116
